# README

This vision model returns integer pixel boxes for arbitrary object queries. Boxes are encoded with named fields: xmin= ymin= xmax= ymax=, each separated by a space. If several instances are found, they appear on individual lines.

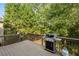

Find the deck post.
xmin=41 ymin=38 xmax=43 ymax=46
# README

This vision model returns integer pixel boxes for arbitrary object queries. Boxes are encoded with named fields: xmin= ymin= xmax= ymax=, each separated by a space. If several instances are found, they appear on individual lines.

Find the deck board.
xmin=0 ymin=40 xmax=57 ymax=56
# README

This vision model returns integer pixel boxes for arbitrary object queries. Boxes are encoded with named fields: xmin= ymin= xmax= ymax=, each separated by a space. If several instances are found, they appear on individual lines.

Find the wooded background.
xmin=4 ymin=3 xmax=79 ymax=38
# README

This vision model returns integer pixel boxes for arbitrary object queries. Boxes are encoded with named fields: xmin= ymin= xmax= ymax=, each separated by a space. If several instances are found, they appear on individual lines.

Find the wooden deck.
xmin=0 ymin=40 xmax=57 ymax=56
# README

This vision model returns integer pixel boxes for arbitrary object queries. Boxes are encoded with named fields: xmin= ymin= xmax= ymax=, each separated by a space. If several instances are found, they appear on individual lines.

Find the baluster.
xmin=41 ymin=38 xmax=43 ymax=46
xmin=59 ymin=41 xmax=62 ymax=54
xmin=56 ymin=41 xmax=58 ymax=52
xmin=78 ymin=45 xmax=79 ymax=55
xmin=69 ymin=40 xmax=71 ymax=55
xmin=74 ymin=41 xmax=76 ymax=55
xmin=75 ymin=41 xmax=78 ymax=55
xmin=77 ymin=41 xmax=79 ymax=55
xmin=72 ymin=41 xmax=75 ymax=55
xmin=58 ymin=41 xmax=60 ymax=53
xmin=56 ymin=41 xmax=59 ymax=53
xmin=73 ymin=41 xmax=75 ymax=55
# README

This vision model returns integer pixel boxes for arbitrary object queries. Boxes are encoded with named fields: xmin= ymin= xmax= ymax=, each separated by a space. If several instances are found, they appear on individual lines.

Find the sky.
xmin=0 ymin=3 xmax=5 ymax=17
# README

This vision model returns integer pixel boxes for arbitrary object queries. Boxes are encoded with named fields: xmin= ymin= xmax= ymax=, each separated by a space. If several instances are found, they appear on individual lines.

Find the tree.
xmin=4 ymin=3 xmax=79 ymax=38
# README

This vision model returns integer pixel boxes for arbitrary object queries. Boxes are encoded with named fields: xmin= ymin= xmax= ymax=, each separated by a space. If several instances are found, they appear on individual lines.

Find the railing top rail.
xmin=27 ymin=33 xmax=44 ymax=36
xmin=27 ymin=33 xmax=79 ymax=41
xmin=0 ymin=34 xmax=19 ymax=37
xmin=59 ymin=37 xmax=79 ymax=41
xmin=27 ymin=33 xmax=79 ymax=40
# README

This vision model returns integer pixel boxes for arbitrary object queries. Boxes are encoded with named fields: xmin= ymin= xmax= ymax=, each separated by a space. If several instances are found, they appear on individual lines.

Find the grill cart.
xmin=43 ymin=34 xmax=61 ymax=53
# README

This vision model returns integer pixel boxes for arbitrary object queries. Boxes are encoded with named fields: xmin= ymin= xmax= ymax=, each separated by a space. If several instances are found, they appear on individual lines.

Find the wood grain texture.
xmin=0 ymin=40 xmax=58 ymax=56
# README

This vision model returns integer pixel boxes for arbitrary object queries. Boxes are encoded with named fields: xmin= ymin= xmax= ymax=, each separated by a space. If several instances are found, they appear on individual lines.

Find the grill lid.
xmin=43 ymin=33 xmax=62 ymax=42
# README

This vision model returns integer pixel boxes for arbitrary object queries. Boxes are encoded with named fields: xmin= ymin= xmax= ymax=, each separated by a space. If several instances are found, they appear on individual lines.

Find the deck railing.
xmin=0 ymin=34 xmax=21 ymax=46
xmin=25 ymin=33 xmax=79 ymax=56
xmin=0 ymin=33 xmax=79 ymax=55
xmin=56 ymin=37 xmax=79 ymax=56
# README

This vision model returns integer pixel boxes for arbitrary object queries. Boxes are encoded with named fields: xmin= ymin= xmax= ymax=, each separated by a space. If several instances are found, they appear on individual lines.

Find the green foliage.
xmin=4 ymin=3 xmax=79 ymax=38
